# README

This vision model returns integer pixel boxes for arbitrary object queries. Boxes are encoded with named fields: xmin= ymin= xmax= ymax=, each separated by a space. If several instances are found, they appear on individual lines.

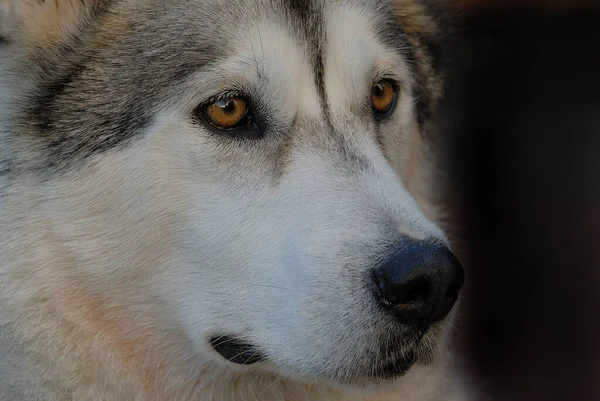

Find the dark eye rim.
xmin=371 ymin=78 xmax=399 ymax=121
xmin=192 ymin=92 xmax=264 ymax=139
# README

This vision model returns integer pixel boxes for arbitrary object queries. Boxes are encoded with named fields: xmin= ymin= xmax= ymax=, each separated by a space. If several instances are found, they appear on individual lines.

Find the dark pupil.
xmin=221 ymin=99 xmax=236 ymax=113
xmin=373 ymin=84 xmax=385 ymax=98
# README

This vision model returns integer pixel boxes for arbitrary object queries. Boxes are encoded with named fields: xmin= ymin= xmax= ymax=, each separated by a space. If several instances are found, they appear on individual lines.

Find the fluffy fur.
xmin=0 ymin=0 xmax=469 ymax=400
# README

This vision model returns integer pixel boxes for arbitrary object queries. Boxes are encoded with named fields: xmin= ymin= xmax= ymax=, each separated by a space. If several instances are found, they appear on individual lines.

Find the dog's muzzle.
xmin=210 ymin=238 xmax=464 ymax=379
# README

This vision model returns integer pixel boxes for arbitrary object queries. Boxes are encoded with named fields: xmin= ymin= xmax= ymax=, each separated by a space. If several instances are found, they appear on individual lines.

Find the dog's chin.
xmin=367 ymin=351 xmax=418 ymax=382
xmin=334 ymin=350 xmax=426 ymax=388
xmin=284 ymin=354 xmax=428 ymax=400
xmin=341 ymin=332 xmax=440 ymax=387
xmin=322 ymin=346 xmax=441 ymax=398
xmin=209 ymin=336 xmax=439 ymax=395
xmin=209 ymin=332 xmax=440 ymax=389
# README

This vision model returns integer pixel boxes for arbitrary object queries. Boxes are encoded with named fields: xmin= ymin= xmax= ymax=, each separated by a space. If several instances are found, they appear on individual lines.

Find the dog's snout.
xmin=372 ymin=239 xmax=464 ymax=330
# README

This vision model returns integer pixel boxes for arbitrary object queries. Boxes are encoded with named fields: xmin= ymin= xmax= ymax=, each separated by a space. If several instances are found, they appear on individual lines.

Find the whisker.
xmin=255 ymin=374 xmax=283 ymax=400
xmin=210 ymin=337 xmax=239 ymax=348
xmin=245 ymin=283 xmax=295 ymax=291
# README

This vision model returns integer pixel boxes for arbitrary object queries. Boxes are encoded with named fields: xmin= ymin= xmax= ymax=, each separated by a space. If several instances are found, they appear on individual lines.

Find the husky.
xmin=0 ymin=0 xmax=469 ymax=400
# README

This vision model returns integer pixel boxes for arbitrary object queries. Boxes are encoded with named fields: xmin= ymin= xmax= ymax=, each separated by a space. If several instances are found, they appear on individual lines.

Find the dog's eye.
xmin=204 ymin=96 xmax=250 ymax=129
xmin=371 ymin=79 xmax=397 ymax=117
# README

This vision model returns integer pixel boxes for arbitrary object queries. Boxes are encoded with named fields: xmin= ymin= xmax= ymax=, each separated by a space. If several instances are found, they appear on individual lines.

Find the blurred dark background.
xmin=436 ymin=1 xmax=600 ymax=400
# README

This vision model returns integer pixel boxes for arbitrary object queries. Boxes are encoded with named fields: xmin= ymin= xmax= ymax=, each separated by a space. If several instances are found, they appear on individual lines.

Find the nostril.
xmin=402 ymin=279 xmax=431 ymax=305
xmin=372 ymin=269 xmax=434 ymax=309
xmin=372 ymin=271 xmax=432 ymax=307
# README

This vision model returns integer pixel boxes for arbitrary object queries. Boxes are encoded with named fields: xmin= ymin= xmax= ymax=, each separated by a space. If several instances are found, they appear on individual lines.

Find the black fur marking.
xmin=26 ymin=34 xmax=93 ymax=135
xmin=27 ymin=52 xmax=153 ymax=168
xmin=284 ymin=0 xmax=315 ymax=24
xmin=23 ymin=35 xmax=220 ymax=171
xmin=329 ymin=130 xmax=376 ymax=175
xmin=418 ymin=33 xmax=449 ymax=126
xmin=313 ymin=45 xmax=332 ymax=127
xmin=283 ymin=0 xmax=331 ymax=124
xmin=31 ymin=62 xmax=88 ymax=134
xmin=375 ymin=6 xmax=442 ymax=127
xmin=376 ymin=14 xmax=418 ymax=69
xmin=421 ymin=36 xmax=444 ymax=75
xmin=414 ymin=88 xmax=432 ymax=127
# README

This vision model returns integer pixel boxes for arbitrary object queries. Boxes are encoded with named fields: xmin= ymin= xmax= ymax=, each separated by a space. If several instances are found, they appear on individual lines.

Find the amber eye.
xmin=371 ymin=79 xmax=396 ymax=115
xmin=205 ymin=96 xmax=249 ymax=129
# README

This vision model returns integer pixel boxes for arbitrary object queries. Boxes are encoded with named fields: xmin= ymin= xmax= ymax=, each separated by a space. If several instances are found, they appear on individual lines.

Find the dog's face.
xmin=2 ymin=0 xmax=460 ymax=392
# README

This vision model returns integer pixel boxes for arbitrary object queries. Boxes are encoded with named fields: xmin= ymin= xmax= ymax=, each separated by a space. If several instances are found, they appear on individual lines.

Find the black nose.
xmin=372 ymin=239 xmax=464 ymax=330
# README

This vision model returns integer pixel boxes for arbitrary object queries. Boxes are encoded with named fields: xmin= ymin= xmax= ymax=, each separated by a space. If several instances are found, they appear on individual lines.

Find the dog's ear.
xmin=0 ymin=0 xmax=108 ymax=50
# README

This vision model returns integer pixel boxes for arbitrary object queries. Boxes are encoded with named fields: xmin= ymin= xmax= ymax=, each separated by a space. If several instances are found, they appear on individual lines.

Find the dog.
xmin=0 ymin=0 xmax=469 ymax=400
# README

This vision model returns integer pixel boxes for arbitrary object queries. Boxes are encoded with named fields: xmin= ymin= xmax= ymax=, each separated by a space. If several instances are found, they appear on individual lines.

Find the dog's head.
xmin=2 ymin=0 xmax=461 ymax=393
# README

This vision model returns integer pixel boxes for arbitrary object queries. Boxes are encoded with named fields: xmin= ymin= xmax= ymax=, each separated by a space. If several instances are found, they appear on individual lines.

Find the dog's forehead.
xmin=194 ymin=0 xmax=414 ymax=112
xmin=171 ymin=0 xmax=410 ymax=69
